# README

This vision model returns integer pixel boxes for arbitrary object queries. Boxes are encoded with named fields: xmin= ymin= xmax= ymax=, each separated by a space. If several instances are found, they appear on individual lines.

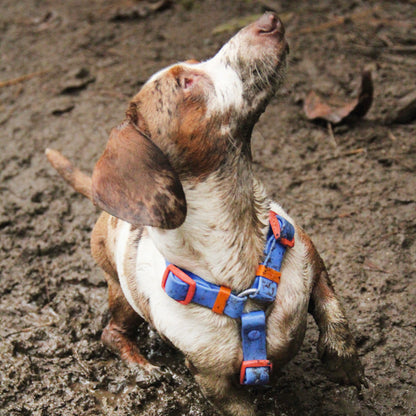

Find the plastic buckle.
xmin=269 ymin=211 xmax=295 ymax=248
xmin=161 ymin=264 xmax=196 ymax=305
xmin=240 ymin=359 xmax=272 ymax=385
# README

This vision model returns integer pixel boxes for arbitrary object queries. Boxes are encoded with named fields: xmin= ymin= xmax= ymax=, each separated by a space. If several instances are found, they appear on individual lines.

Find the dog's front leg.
xmin=295 ymin=227 xmax=366 ymax=388
xmin=91 ymin=214 xmax=161 ymax=379
xmin=302 ymin=229 xmax=367 ymax=389
xmin=308 ymin=267 xmax=367 ymax=389
xmin=192 ymin=371 xmax=256 ymax=416
xmin=100 ymin=275 xmax=163 ymax=384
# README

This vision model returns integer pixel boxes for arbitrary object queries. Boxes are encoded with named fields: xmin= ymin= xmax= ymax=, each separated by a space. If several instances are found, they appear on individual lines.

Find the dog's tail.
xmin=45 ymin=148 xmax=93 ymax=201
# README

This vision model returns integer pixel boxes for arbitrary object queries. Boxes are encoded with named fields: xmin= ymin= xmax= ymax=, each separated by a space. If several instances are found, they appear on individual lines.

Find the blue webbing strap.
xmin=163 ymin=264 xmax=246 ymax=319
xmin=240 ymin=311 xmax=272 ymax=385
xmin=250 ymin=213 xmax=295 ymax=303
xmin=161 ymin=212 xmax=295 ymax=386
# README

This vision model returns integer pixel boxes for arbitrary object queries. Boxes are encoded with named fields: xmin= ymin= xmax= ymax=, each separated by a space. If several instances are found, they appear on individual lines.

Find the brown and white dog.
xmin=46 ymin=13 xmax=366 ymax=416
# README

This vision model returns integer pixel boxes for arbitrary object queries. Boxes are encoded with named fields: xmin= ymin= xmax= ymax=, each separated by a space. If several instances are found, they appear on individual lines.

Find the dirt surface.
xmin=1 ymin=1 xmax=415 ymax=415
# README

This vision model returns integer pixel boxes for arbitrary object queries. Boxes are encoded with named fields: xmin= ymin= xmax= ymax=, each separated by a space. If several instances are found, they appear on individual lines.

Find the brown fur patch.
xmin=296 ymin=225 xmax=333 ymax=290
xmin=110 ymin=215 xmax=118 ymax=230
xmin=128 ymin=65 xmax=230 ymax=179
xmin=297 ymin=226 xmax=361 ymax=368
xmin=92 ymin=120 xmax=187 ymax=229
xmin=91 ymin=212 xmax=117 ymax=280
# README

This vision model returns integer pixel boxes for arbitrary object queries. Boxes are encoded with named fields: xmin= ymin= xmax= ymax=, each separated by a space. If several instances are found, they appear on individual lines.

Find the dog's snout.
xmin=256 ymin=12 xmax=285 ymax=36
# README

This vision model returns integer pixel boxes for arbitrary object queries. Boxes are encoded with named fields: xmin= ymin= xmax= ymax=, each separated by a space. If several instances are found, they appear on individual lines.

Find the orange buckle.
xmin=161 ymin=264 xmax=196 ymax=305
xmin=256 ymin=265 xmax=281 ymax=284
xmin=269 ymin=211 xmax=295 ymax=248
xmin=240 ymin=360 xmax=272 ymax=384
xmin=212 ymin=286 xmax=232 ymax=314
xmin=269 ymin=211 xmax=281 ymax=240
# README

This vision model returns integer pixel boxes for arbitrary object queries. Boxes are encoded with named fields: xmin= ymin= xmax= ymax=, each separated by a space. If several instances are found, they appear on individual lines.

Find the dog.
xmin=46 ymin=12 xmax=366 ymax=416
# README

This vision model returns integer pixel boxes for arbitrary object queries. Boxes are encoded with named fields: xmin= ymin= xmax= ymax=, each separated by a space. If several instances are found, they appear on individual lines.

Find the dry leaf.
xmin=385 ymin=90 xmax=416 ymax=124
xmin=304 ymin=70 xmax=373 ymax=124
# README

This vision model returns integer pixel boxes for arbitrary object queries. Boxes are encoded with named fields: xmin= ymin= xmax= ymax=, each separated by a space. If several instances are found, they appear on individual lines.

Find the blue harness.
xmin=161 ymin=211 xmax=295 ymax=386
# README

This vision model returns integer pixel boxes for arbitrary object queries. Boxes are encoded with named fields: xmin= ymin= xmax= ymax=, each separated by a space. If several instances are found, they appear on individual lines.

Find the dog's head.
xmin=92 ymin=12 xmax=288 ymax=229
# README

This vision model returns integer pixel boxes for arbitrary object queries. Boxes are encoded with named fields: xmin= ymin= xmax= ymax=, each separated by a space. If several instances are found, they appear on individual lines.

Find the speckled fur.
xmin=46 ymin=13 xmax=366 ymax=416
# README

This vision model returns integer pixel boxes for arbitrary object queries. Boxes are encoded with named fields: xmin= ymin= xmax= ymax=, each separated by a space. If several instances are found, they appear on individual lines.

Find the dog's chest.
xmin=112 ymin=201 xmax=312 ymax=370
xmin=114 ymin=221 xmax=242 ymax=367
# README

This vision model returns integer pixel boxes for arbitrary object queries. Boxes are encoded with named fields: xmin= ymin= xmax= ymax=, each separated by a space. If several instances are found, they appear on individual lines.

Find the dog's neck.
xmin=147 ymin=152 xmax=270 ymax=291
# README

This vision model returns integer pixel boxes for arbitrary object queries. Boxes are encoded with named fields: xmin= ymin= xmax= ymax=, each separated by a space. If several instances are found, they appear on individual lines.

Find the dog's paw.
xmin=131 ymin=362 xmax=169 ymax=387
xmin=320 ymin=347 xmax=368 ymax=390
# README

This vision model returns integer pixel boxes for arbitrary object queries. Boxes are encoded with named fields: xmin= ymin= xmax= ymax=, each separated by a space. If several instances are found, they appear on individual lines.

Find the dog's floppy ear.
xmin=92 ymin=120 xmax=186 ymax=229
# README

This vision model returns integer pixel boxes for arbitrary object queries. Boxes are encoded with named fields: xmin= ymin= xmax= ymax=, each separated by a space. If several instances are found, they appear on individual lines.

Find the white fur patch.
xmin=117 ymin=229 xmax=240 ymax=370
xmin=146 ymin=52 xmax=244 ymax=116
xmin=196 ymin=57 xmax=244 ymax=114
xmin=115 ymin=221 xmax=141 ymax=316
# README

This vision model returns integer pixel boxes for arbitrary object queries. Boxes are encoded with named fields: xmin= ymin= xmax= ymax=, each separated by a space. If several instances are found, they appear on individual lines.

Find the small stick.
xmin=254 ymin=148 xmax=365 ymax=172
xmin=3 ymin=320 xmax=59 ymax=338
xmin=296 ymin=7 xmax=378 ymax=34
xmin=300 ymin=148 xmax=366 ymax=169
xmin=73 ymin=348 xmax=94 ymax=378
xmin=0 ymin=70 xmax=48 ymax=88
xmin=327 ymin=121 xmax=338 ymax=149
xmin=388 ymin=130 xmax=397 ymax=141
xmin=321 ymin=147 xmax=365 ymax=162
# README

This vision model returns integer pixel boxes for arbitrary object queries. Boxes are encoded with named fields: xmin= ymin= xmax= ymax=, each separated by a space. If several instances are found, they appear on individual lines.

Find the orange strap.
xmin=256 ymin=265 xmax=281 ymax=284
xmin=212 ymin=286 xmax=232 ymax=314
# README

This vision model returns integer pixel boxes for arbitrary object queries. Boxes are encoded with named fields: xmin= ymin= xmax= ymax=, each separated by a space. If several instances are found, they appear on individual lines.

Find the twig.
xmin=302 ymin=148 xmax=366 ymax=168
xmin=254 ymin=148 xmax=365 ymax=172
xmin=363 ymin=259 xmax=389 ymax=274
xmin=295 ymin=7 xmax=378 ymax=34
xmin=327 ymin=121 xmax=338 ymax=149
xmin=0 ymin=107 xmax=15 ymax=126
xmin=388 ymin=46 xmax=416 ymax=55
xmin=73 ymin=348 xmax=94 ymax=378
xmin=2 ymin=317 xmax=59 ymax=338
xmin=388 ymin=131 xmax=397 ymax=141
xmin=338 ymin=211 xmax=356 ymax=218
xmin=0 ymin=70 xmax=48 ymax=88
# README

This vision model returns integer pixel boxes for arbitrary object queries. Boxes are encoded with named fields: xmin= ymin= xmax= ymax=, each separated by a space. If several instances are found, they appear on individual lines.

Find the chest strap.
xmin=161 ymin=211 xmax=295 ymax=385
xmin=162 ymin=263 xmax=246 ymax=318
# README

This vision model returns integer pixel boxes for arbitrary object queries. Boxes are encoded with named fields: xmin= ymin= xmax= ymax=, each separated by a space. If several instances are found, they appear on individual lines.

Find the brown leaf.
xmin=385 ymin=90 xmax=416 ymax=124
xmin=304 ymin=70 xmax=373 ymax=124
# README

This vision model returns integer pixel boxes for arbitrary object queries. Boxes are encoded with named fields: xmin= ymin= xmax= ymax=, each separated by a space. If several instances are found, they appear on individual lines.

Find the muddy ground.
xmin=1 ymin=0 xmax=415 ymax=415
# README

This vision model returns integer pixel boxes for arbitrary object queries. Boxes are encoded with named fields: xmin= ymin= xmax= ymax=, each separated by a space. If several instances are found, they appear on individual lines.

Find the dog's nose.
xmin=256 ymin=12 xmax=285 ymax=36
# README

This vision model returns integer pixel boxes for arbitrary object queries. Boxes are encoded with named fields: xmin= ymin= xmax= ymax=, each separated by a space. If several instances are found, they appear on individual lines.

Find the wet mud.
xmin=1 ymin=1 xmax=415 ymax=415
